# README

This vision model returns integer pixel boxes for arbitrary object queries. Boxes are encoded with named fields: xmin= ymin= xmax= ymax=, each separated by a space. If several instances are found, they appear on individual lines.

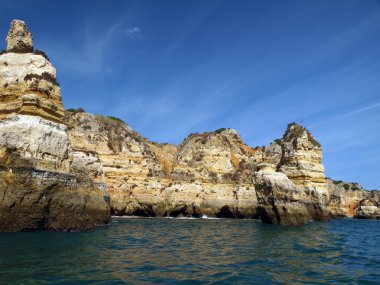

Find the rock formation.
xmin=0 ymin=20 xmax=64 ymax=123
xmin=326 ymin=179 xmax=379 ymax=219
xmin=1 ymin=19 xmax=378 ymax=231
xmin=253 ymin=124 xmax=329 ymax=225
xmin=64 ymin=111 xmax=334 ymax=224
xmin=64 ymin=112 xmax=258 ymax=218
xmin=64 ymin=108 xmax=380 ymax=224
xmin=355 ymin=194 xmax=379 ymax=219
xmin=6 ymin=20 xmax=33 ymax=53
xmin=0 ymin=20 xmax=110 ymax=232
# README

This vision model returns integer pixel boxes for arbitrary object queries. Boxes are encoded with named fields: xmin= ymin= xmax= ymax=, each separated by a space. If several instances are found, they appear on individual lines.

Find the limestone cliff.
xmin=355 ymin=190 xmax=379 ymax=219
xmin=0 ymin=21 xmax=63 ymax=123
xmin=65 ymin=109 xmax=380 ymax=224
xmin=64 ymin=111 xmax=336 ymax=224
xmin=1 ymin=19 xmax=378 ymax=230
xmin=64 ymin=112 xmax=257 ymax=218
xmin=326 ymin=179 xmax=379 ymax=219
xmin=0 ymin=20 xmax=110 ymax=232
xmin=253 ymin=124 xmax=329 ymax=225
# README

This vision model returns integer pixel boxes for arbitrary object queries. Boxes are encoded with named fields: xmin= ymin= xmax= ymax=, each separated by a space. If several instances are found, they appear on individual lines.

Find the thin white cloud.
xmin=125 ymin=27 xmax=141 ymax=38
xmin=350 ymin=102 xmax=380 ymax=115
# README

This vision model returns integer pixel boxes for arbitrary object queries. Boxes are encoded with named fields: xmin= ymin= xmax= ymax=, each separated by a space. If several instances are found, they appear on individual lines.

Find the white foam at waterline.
xmin=111 ymin=215 xmax=221 ymax=220
xmin=111 ymin=215 xmax=151 ymax=219
xmin=201 ymin=214 xmax=220 ymax=220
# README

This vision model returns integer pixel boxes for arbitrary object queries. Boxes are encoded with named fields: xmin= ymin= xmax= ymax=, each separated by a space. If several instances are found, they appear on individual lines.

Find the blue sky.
xmin=1 ymin=0 xmax=379 ymax=189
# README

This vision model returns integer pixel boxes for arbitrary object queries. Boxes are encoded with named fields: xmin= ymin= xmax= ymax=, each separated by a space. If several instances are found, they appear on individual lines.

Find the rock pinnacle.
xmin=6 ymin=19 xmax=33 ymax=52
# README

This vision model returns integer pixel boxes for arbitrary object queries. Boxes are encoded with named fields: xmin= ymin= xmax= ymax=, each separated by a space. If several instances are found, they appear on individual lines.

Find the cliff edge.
xmin=0 ymin=20 xmax=111 ymax=232
xmin=1 ymin=20 xmax=378 ymax=231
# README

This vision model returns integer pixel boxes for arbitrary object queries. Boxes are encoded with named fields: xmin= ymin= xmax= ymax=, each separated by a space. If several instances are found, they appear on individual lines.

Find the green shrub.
xmin=134 ymin=136 xmax=142 ymax=143
xmin=343 ymin=184 xmax=350 ymax=190
xmin=66 ymin=107 xmax=85 ymax=113
xmin=333 ymin=180 xmax=343 ymax=185
xmin=215 ymin=128 xmax=227 ymax=134
xmin=351 ymin=186 xmax=360 ymax=191
xmin=24 ymin=72 xmax=59 ymax=86
xmin=107 ymin=116 xmax=125 ymax=124
xmin=274 ymin=138 xmax=282 ymax=145
xmin=287 ymin=122 xmax=296 ymax=128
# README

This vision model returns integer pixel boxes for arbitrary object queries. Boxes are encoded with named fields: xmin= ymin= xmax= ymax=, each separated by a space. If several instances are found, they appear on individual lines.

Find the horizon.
xmin=0 ymin=0 xmax=379 ymax=189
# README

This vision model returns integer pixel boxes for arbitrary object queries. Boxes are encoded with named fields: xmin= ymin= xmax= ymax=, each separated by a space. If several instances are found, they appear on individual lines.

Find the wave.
xmin=111 ymin=215 xmax=221 ymax=220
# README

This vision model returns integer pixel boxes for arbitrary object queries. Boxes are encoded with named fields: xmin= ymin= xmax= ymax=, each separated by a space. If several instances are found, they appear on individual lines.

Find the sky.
xmin=0 ymin=0 xmax=379 ymax=189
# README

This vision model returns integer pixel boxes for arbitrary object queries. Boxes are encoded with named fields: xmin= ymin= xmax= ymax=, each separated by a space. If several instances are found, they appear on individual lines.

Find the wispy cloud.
xmin=125 ymin=26 xmax=141 ymax=38
xmin=41 ymin=13 xmax=132 ymax=75
xmin=350 ymin=101 xmax=380 ymax=115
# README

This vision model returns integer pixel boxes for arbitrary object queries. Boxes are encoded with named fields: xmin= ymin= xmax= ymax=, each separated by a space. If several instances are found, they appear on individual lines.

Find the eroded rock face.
xmin=1 ymin=20 xmax=63 ymax=123
xmin=0 ymin=52 xmax=64 ymax=123
xmin=2 ymin=19 xmax=377 ymax=228
xmin=65 ymin=111 xmax=334 ymax=224
xmin=354 ymin=190 xmax=379 ymax=219
xmin=64 ymin=111 xmax=379 ymax=224
xmin=6 ymin=20 xmax=33 ymax=53
xmin=0 ymin=20 xmax=110 ymax=232
xmin=252 ymin=124 xmax=329 ymax=225
xmin=0 ymin=115 xmax=110 ymax=232
xmin=325 ymin=179 xmax=367 ymax=217
xmin=0 ymin=115 xmax=70 ymax=171
xmin=254 ymin=170 xmax=311 ymax=225
xmin=65 ymin=112 xmax=260 ymax=218
xmin=0 ymin=166 xmax=110 ymax=232
xmin=325 ymin=179 xmax=379 ymax=219
xmin=279 ymin=124 xmax=325 ymax=190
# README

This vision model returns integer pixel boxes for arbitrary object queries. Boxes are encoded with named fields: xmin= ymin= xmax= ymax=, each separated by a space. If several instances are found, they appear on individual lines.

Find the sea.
xmin=0 ymin=217 xmax=379 ymax=284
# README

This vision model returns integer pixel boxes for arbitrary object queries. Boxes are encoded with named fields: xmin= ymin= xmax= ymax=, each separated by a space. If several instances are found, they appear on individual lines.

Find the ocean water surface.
xmin=0 ymin=217 xmax=379 ymax=284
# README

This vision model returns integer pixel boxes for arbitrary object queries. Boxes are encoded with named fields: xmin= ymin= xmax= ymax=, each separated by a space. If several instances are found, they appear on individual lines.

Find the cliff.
xmin=64 ymin=109 xmax=379 ymax=224
xmin=254 ymin=124 xmax=329 ymax=225
xmin=0 ymin=20 xmax=110 ymax=232
xmin=1 ymin=20 xmax=378 ymax=231
xmin=63 ymin=112 xmax=255 ymax=218
xmin=64 ymin=111 xmax=335 ymax=224
xmin=326 ymin=179 xmax=379 ymax=219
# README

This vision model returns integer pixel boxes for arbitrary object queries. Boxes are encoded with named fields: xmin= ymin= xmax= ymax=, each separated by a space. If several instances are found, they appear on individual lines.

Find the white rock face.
xmin=358 ymin=206 xmax=378 ymax=215
xmin=0 ymin=53 xmax=56 ymax=84
xmin=71 ymin=150 xmax=104 ymax=182
xmin=0 ymin=52 xmax=63 ymax=123
xmin=254 ymin=170 xmax=297 ymax=192
xmin=0 ymin=114 xmax=70 ymax=172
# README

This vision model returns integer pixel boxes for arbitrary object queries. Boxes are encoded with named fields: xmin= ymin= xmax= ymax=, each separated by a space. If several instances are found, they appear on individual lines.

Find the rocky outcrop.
xmin=64 ymin=112 xmax=261 ymax=218
xmin=0 ymin=20 xmax=110 ymax=232
xmin=254 ymin=170 xmax=312 ymax=225
xmin=326 ymin=179 xmax=366 ymax=217
xmin=279 ymin=124 xmax=325 ymax=190
xmin=166 ymin=128 xmax=260 ymax=218
xmin=6 ymin=20 xmax=33 ymax=53
xmin=326 ymin=179 xmax=379 ymax=219
xmin=253 ymin=124 xmax=329 ymax=225
xmin=354 ymin=190 xmax=379 ymax=219
xmin=0 ymin=20 xmax=64 ymax=123
xmin=1 ymin=19 xmax=378 ymax=229
xmin=65 ymin=111 xmax=335 ymax=224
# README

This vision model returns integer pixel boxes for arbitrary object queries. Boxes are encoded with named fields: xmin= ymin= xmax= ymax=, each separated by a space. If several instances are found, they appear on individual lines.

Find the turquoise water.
xmin=0 ymin=218 xmax=379 ymax=284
